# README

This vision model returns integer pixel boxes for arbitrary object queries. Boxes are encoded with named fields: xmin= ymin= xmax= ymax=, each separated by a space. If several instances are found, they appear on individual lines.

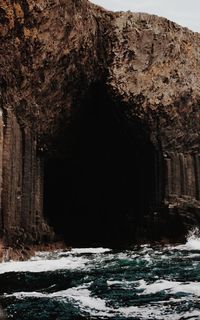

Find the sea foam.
xmin=0 ymin=247 xmax=111 ymax=274
xmin=173 ymin=227 xmax=200 ymax=251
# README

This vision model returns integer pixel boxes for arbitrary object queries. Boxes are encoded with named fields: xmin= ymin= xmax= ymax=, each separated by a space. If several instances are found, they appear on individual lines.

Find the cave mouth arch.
xmin=43 ymin=83 xmax=163 ymax=247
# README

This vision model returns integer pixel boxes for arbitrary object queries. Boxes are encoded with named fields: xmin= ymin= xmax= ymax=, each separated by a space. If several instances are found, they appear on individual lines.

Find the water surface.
xmin=1 ymin=231 xmax=200 ymax=319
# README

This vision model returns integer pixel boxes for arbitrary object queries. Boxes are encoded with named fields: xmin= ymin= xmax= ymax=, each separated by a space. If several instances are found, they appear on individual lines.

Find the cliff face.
xmin=0 ymin=0 xmax=110 ymax=244
xmin=107 ymin=13 xmax=200 ymax=240
xmin=0 ymin=0 xmax=200 ymax=246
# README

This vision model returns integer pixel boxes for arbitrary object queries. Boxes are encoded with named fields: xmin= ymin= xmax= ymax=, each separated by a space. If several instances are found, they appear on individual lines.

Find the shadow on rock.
xmin=0 ymin=306 xmax=6 ymax=320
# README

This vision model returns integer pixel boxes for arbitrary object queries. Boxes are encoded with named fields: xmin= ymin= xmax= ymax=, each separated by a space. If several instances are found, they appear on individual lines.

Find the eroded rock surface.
xmin=0 ymin=0 xmax=200 ymax=246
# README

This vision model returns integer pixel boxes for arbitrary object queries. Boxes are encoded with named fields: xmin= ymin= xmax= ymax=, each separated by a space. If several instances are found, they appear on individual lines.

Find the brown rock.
xmin=0 ymin=307 xmax=5 ymax=320
xmin=0 ymin=0 xmax=200 ymax=246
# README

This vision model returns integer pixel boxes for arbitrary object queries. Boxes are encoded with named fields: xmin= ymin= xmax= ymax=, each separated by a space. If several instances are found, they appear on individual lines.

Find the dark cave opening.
xmin=44 ymin=84 xmax=163 ymax=246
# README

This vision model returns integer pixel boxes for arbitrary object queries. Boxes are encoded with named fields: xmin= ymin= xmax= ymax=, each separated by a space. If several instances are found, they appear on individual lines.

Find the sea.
xmin=1 ymin=229 xmax=200 ymax=319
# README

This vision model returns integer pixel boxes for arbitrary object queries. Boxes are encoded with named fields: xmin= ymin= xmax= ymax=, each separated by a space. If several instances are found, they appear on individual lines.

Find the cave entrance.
xmin=44 ymin=84 xmax=163 ymax=246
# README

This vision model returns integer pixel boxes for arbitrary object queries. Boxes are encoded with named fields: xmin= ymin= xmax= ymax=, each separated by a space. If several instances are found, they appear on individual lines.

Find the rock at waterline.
xmin=0 ymin=307 xmax=5 ymax=320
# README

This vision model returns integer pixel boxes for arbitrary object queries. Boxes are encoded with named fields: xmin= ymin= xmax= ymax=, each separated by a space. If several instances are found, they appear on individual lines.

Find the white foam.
xmin=70 ymin=248 xmax=111 ymax=254
xmin=138 ymin=279 xmax=180 ymax=294
xmin=0 ymin=247 xmax=113 ymax=274
xmin=117 ymin=305 xmax=200 ymax=320
xmin=143 ymin=253 xmax=152 ymax=262
xmin=6 ymin=286 xmax=112 ymax=317
xmin=180 ymin=238 xmax=200 ymax=250
xmin=172 ymin=227 xmax=200 ymax=251
xmin=107 ymin=280 xmax=121 ymax=286
xmin=5 ymin=287 xmax=163 ymax=318
xmin=138 ymin=279 xmax=200 ymax=297
xmin=7 ymin=285 xmax=200 ymax=320
xmin=65 ymin=288 xmax=107 ymax=311
xmin=7 ymin=291 xmax=48 ymax=299
xmin=0 ymin=256 xmax=89 ymax=274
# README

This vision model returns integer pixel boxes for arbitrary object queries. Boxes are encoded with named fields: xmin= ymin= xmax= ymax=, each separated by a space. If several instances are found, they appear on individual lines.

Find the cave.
xmin=43 ymin=84 xmax=163 ymax=247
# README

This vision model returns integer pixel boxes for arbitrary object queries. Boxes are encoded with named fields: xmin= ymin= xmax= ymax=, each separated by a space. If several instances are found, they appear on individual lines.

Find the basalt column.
xmin=0 ymin=108 xmax=3 ymax=231
xmin=2 ymin=108 xmax=23 ymax=234
xmin=0 ymin=109 xmax=52 ymax=244
xmin=164 ymin=152 xmax=200 ymax=202
xmin=164 ymin=151 xmax=200 ymax=229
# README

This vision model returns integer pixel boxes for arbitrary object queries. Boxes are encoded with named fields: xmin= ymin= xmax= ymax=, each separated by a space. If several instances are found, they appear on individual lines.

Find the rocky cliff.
xmin=0 ymin=0 xmax=200 ymax=247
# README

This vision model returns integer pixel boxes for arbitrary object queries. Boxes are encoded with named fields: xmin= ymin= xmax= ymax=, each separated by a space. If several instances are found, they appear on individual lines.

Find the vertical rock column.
xmin=165 ymin=152 xmax=199 ymax=201
xmin=1 ymin=109 xmax=46 ymax=242
xmin=155 ymin=150 xmax=164 ymax=206
xmin=21 ymin=128 xmax=34 ymax=231
xmin=21 ymin=127 xmax=45 ymax=240
xmin=187 ymin=154 xmax=196 ymax=198
xmin=2 ymin=109 xmax=23 ymax=233
xmin=165 ymin=156 xmax=172 ymax=200
xmin=179 ymin=153 xmax=187 ymax=196
xmin=0 ymin=108 xmax=3 ymax=231
xmin=194 ymin=154 xmax=200 ymax=200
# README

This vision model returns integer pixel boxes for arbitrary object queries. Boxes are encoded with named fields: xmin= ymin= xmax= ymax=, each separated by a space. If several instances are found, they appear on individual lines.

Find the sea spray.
xmin=173 ymin=227 xmax=200 ymax=251
xmin=185 ymin=227 xmax=200 ymax=250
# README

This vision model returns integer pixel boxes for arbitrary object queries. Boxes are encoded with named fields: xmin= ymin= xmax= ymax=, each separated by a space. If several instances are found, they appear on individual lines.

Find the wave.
xmin=5 ymin=283 xmax=200 ymax=320
xmin=0 ymin=255 xmax=89 ymax=274
xmin=69 ymin=248 xmax=111 ymax=254
xmin=2 ymin=241 xmax=200 ymax=320
xmin=173 ymin=227 xmax=200 ymax=251
xmin=107 ymin=278 xmax=200 ymax=297
xmin=0 ymin=247 xmax=112 ymax=274
xmin=137 ymin=279 xmax=200 ymax=296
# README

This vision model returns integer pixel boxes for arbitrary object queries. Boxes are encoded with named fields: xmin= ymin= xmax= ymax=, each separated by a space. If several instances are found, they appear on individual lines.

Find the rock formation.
xmin=0 ymin=306 xmax=5 ymax=320
xmin=0 ymin=0 xmax=200 ymax=247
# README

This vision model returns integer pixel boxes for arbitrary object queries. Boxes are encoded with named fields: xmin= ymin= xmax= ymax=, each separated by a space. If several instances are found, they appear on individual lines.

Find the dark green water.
xmin=1 ymin=231 xmax=200 ymax=319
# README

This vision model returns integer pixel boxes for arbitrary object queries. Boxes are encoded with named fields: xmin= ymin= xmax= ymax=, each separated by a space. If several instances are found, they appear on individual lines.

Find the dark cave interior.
xmin=44 ymin=84 xmax=162 ymax=246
